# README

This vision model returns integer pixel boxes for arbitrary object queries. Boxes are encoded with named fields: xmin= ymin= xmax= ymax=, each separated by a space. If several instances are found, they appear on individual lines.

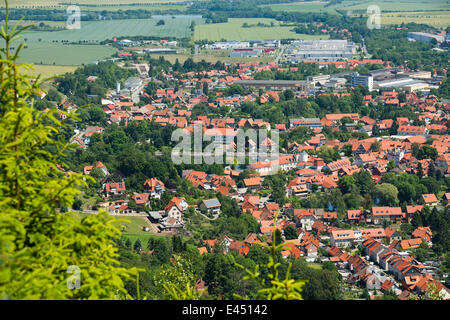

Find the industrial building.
xmin=374 ymin=77 xmax=430 ymax=92
xmin=230 ymin=48 xmax=262 ymax=58
xmin=124 ymin=77 xmax=142 ymax=92
xmin=287 ymin=40 xmax=354 ymax=62
xmin=351 ymin=73 xmax=374 ymax=91
xmin=407 ymin=32 xmax=445 ymax=44
xmin=234 ymin=80 xmax=309 ymax=92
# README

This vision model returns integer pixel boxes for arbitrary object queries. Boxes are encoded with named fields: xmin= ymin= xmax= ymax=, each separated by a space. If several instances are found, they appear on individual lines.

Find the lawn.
xmin=194 ymin=18 xmax=330 ymax=41
xmin=74 ymin=213 xmax=165 ymax=245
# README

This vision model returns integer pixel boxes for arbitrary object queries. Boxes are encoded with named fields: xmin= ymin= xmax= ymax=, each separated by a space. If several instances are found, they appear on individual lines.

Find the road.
xmin=275 ymin=45 xmax=285 ymax=64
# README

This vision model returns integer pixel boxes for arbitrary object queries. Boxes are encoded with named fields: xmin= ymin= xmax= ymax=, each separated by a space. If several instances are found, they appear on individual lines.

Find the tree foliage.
xmin=0 ymin=4 xmax=138 ymax=299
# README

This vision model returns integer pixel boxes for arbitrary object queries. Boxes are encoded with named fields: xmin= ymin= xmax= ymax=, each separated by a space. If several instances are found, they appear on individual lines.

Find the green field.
xmin=19 ymin=17 xmax=203 ymax=43
xmin=330 ymin=0 xmax=450 ymax=12
xmin=6 ymin=17 xmax=203 ymax=65
xmin=262 ymin=1 xmax=337 ymax=13
xmin=22 ymin=64 xmax=78 ymax=78
xmin=381 ymin=11 xmax=450 ymax=28
xmin=17 ymin=42 xmax=117 ymax=65
xmin=5 ymin=0 xmax=194 ymax=8
xmin=194 ymin=18 xmax=330 ymax=41
xmin=77 ymin=4 xmax=188 ymax=11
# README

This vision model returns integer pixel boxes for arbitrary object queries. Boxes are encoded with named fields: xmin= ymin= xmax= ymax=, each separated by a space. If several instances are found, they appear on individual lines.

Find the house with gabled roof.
xmin=412 ymin=226 xmax=432 ymax=242
xmin=144 ymin=177 xmax=165 ymax=199
xmin=164 ymin=196 xmax=188 ymax=222
xmin=132 ymin=193 xmax=150 ymax=207
xmin=385 ymin=227 xmax=401 ymax=243
xmin=421 ymin=193 xmax=439 ymax=206
xmin=293 ymin=209 xmax=316 ymax=231
xmin=200 ymin=198 xmax=222 ymax=215
xmin=103 ymin=182 xmax=126 ymax=198
xmin=371 ymin=206 xmax=404 ymax=224
xmin=347 ymin=209 xmax=364 ymax=224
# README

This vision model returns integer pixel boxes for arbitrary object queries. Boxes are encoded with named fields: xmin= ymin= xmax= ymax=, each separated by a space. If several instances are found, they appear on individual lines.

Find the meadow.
xmin=194 ymin=18 xmax=330 ymax=41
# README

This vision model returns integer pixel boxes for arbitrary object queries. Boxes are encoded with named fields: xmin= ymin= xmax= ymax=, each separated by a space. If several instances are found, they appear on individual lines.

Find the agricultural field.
xmin=261 ymin=1 xmax=337 ymax=14
xmin=329 ymin=0 xmax=450 ymax=12
xmin=194 ymin=18 xmax=330 ymax=41
xmin=5 ymin=16 xmax=203 ymax=65
xmin=17 ymin=42 xmax=117 ymax=65
xmin=20 ymin=17 xmax=204 ymax=43
xmin=21 ymin=64 xmax=77 ymax=79
xmin=381 ymin=11 xmax=450 ymax=28
xmin=4 ymin=0 xmax=194 ymax=8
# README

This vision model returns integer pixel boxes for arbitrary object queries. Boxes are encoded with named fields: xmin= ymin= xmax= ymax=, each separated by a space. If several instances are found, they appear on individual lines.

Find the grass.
xmin=74 ymin=212 xmax=165 ymax=245
xmin=308 ymin=262 xmax=323 ymax=270
xmin=21 ymin=64 xmax=77 ymax=79
xmin=194 ymin=18 xmax=330 ymax=41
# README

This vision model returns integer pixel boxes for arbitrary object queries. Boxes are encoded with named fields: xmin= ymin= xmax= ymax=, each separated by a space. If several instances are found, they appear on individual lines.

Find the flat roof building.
xmin=288 ymin=40 xmax=354 ymax=62
xmin=407 ymin=32 xmax=445 ymax=44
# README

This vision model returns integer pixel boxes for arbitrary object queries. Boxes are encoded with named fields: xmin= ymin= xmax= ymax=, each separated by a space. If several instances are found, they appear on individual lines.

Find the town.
xmin=2 ymin=0 xmax=450 ymax=302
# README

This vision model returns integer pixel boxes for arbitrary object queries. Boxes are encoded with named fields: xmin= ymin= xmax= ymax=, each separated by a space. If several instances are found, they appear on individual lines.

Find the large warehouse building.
xmin=287 ymin=40 xmax=354 ymax=62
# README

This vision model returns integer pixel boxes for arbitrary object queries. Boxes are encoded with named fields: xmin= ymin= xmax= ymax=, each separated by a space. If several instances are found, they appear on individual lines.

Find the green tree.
xmin=0 ymin=4 xmax=138 ymax=299
xmin=372 ymin=183 xmax=399 ymax=206
xmin=284 ymin=225 xmax=298 ymax=240
xmin=133 ymin=238 xmax=142 ymax=253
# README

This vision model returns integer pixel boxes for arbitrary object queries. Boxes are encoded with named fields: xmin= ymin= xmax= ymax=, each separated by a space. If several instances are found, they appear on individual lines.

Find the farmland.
xmin=5 ymin=0 xmax=193 ymax=8
xmin=328 ymin=0 xmax=450 ymax=12
xmin=21 ymin=64 xmax=77 ymax=79
xmin=5 ymin=16 xmax=203 ymax=65
xmin=194 ymin=18 xmax=330 ymax=41
xmin=381 ymin=11 xmax=450 ymax=28
xmin=20 ymin=17 xmax=204 ymax=43
xmin=17 ymin=42 xmax=117 ymax=65
xmin=261 ymin=1 xmax=338 ymax=14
